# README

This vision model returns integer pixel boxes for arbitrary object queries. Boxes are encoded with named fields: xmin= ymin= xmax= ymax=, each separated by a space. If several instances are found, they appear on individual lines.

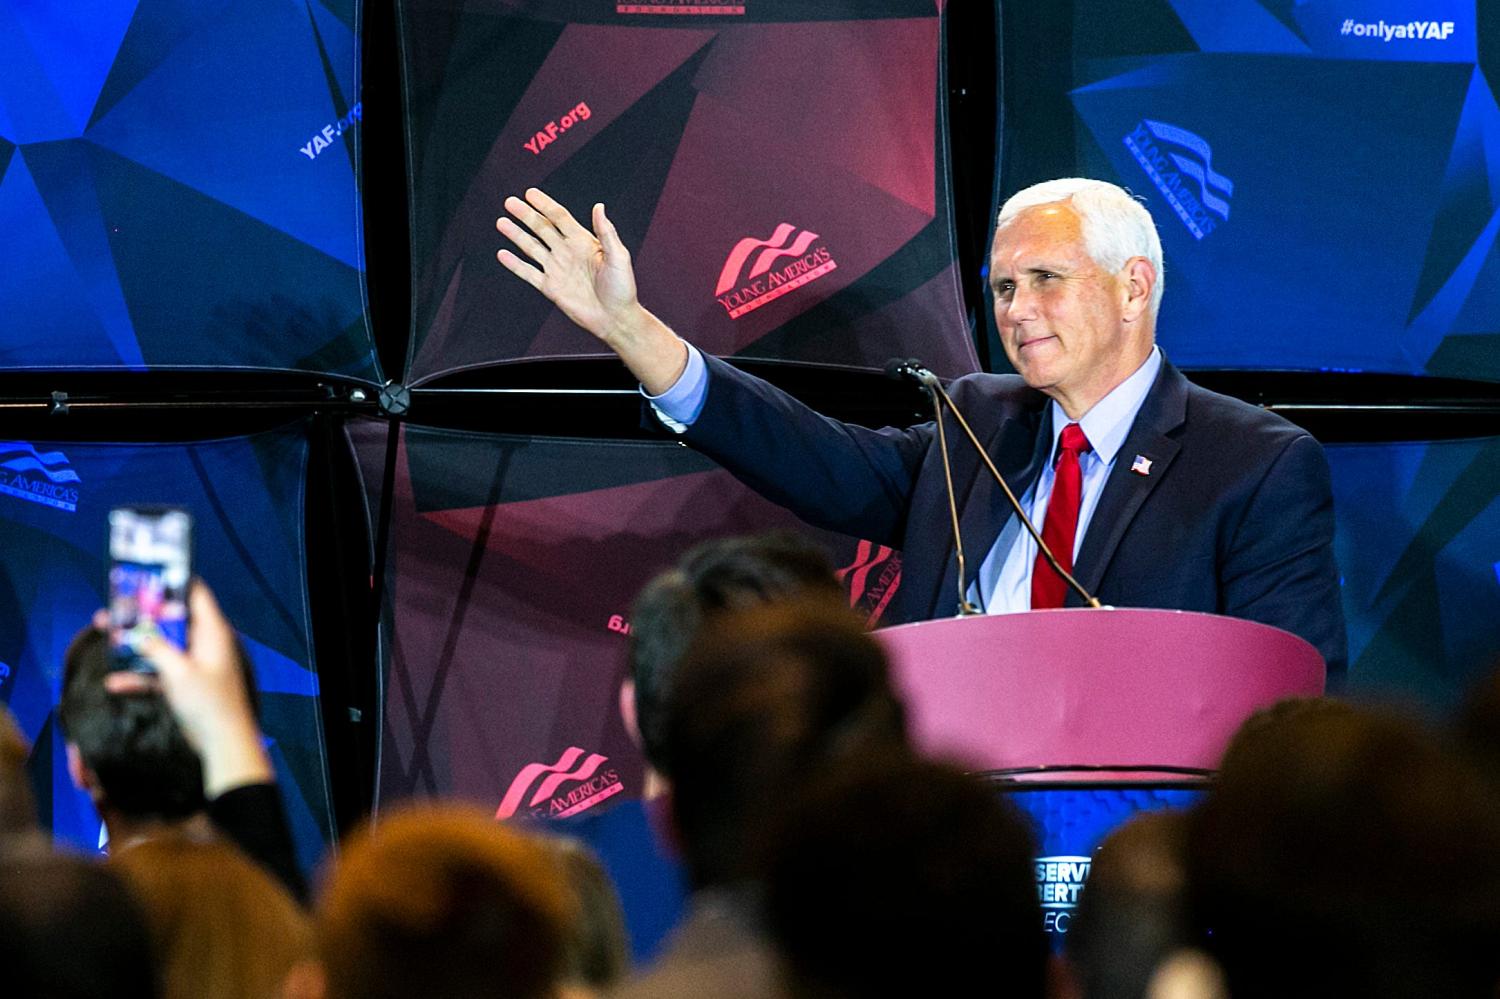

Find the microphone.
xmin=886 ymin=357 xmax=1102 ymax=612
xmin=883 ymin=357 xmax=937 ymax=385
xmin=889 ymin=358 xmax=978 ymax=616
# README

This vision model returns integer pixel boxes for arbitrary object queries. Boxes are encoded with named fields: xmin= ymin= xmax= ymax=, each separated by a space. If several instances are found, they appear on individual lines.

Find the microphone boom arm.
xmin=922 ymin=373 xmax=1103 ymax=611
xmin=925 ymin=379 xmax=983 ymax=617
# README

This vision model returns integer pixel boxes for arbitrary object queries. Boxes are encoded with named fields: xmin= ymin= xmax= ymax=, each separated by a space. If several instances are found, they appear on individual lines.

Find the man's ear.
xmin=1120 ymin=256 xmax=1156 ymax=324
xmin=65 ymin=742 xmax=95 ymax=794
xmin=619 ymin=678 xmax=641 ymax=749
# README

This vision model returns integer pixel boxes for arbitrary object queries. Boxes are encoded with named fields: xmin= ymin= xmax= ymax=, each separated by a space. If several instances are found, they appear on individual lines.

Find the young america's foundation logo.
xmin=495 ymin=746 xmax=623 ymax=820
xmin=617 ymin=1 xmax=745 ymax=14
xmin=837 ymin=540 xmax=902 ymax=627
xmin=0 ymin=442 xmax=81 ymax=512
xmin=1124 ymin=119 xmax=1233 ymax=240
xmin=715 ymin=224 xmax=838 ymax=319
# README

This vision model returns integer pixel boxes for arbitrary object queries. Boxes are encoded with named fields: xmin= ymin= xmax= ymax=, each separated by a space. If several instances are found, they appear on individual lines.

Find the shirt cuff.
xmin=642 ymin=343 xmax=708 ymax=434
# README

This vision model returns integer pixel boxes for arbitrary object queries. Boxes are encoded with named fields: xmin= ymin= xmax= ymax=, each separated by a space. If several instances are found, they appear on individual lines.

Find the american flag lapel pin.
xmin=1130 ymin=454 xmax=1153 ymax=476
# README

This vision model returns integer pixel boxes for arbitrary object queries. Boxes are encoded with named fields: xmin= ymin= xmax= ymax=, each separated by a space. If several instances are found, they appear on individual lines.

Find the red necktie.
xmin=1030 ymin=423 xmax=1092 ymax=610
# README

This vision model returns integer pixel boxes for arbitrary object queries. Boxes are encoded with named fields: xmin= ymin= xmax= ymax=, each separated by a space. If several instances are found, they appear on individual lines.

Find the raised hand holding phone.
xmin=103 ymin=581 xmax=273 ymax=798
xmin=107 ymin=505 xmax=192 ymax=672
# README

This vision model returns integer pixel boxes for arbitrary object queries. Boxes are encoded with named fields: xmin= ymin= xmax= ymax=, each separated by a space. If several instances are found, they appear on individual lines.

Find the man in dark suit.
xmin=495 ymin=179 xmax=1346 ymax=674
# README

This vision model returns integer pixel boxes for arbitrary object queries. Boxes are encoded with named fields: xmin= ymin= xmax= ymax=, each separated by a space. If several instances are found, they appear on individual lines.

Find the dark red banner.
xmin=347 ymin=420 xmax=900 ymax=817
xmin=399 ymin=0 xmax=976 ymax=382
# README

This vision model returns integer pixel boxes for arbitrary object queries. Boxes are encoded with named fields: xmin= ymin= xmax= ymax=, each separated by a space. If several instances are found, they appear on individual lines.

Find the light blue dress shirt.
xmin=644 ymin=343 xmax=1163 ymax=614
xmin=644 ymin=344 xmax=709 ymax=433
xmin=972 ymin=346 xmax=1161 ymax=612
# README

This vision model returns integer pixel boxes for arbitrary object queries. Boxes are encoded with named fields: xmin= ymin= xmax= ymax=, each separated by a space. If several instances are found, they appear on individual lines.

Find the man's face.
xmin=990 ymin=204 xmax=1151 ymax=418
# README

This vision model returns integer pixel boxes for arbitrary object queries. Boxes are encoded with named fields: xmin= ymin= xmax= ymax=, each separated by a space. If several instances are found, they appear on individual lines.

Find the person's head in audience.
xmin=58 ymin=602 xmax=266 ymax=849
xmin=1214 ymin=695 xmax=1356 ymax=774
xmin=625 ymin=532 xmax=842 ymax=798
xmin=0 ymin=705 xmax=38 ymax=842
xmin=112 ymin=834 xmax=313 ymax=999
xmin=1454 ymin=657 xmax=1500 ymax=788
xmin=59 ymin=626 xmax=208 ymax=844
xmin=1066 ymin=810 xmax=1194 ymax=999
xmin=1186 ymin=701 xmax=1500 ymax=997
xmin=542 ymin=836 xmax=630 ymax=996
xmin=765 ymin=753 xmax=1047 ymax=998
xmin=660 ymin=599 xmax=908 ymax=891
xmin=0 ymin=849 xmax=158 ymax=999
xmin=305 ymin=804 xmax=571 ymax=999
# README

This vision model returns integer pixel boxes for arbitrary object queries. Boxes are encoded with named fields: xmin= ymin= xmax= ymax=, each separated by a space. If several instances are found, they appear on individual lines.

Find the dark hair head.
xmin=1188 ymin=704 xmax=1500 ymax=998
xmin=542 ymin=837 xmax=630 ymax=991
xmin=660 ymin=598 xmax=907 ymax=889
xmin=1066 ymin=809 xmax=1193 ymax=999
xmin=0 ymin=849 xmax=159 ymax=999
xmin=0 ymin=705 xmax=36 ymax=837
xmin=1454 ymin=658 xmax=1500 ymax=788
xmin=767 ymin=754 xmax=1047 ymax=999
xmin=629 ymin=533 xmax=841 ymax=770
xmin=58 ymin=627 xmax=205 ymax=821
xmin=1215 ymin=695 xmax=1357 ymax=774
xmin=316 ymin=804 xmax=570 ymax=999
xmin=111 ymin=835 xmax=313 ymax=999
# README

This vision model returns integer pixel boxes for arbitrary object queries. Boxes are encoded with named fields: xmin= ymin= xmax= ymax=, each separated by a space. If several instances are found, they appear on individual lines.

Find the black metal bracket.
xmin=378 ymin=382 xmax=411 ymax=417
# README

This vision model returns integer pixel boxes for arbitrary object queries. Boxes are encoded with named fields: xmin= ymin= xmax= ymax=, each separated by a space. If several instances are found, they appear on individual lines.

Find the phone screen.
xmin=108 ymin=506 xmax=192 ymax=668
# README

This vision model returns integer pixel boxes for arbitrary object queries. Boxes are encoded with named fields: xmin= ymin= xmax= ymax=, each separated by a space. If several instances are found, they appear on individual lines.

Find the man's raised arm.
xmin=495 ymin=188 xmax=688 ymax=395
xmin=493 ymin=186 xmax=928 ymax=549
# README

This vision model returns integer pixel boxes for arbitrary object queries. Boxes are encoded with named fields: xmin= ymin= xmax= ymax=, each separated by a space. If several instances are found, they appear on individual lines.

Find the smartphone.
xmin=107 ymin=505 xmax=192 ymax=672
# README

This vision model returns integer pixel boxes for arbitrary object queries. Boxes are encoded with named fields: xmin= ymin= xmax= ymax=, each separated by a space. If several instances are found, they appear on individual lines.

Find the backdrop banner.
xmin=348 ymin=419 xmax=902 ymax=819
xmin=0 ymin=426 xmax=335 ymax=872
xmin=0 ymin=1 xmax=375 ymax=378
xmin=1328 ymin=435 xmax=1500 ymax=710
xmin=1005 ymin=0 xmax=1499 ymax=381
xmin=398 ymin=0 xmax=976 ymax=383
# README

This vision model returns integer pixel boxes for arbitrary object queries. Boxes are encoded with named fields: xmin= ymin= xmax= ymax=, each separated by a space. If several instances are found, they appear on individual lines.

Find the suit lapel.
xmin=1070 ymin=360 xmax=1189 ymax=602
xmin=930 ymin=401 xmax=1050 ymax=614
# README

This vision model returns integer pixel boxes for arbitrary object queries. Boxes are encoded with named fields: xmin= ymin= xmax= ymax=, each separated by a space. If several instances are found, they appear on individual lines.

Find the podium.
xmin=874 ymin=609 xmax=1326 ymax=946
xmin=874 ymin=607 xmax=1326 ymax=775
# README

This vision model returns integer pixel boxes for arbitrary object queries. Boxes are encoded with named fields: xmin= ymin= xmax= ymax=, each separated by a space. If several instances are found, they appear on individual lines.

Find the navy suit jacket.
xmin=680 ymin=353 xmax=1347 ymax=675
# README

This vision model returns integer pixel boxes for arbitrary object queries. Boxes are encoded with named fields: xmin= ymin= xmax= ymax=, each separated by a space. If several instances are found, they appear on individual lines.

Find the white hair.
xmin=996 ymin=178 xmax=1164 ymax=316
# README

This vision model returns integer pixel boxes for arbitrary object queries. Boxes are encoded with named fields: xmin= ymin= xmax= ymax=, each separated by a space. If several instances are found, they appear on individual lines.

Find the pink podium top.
xmin=875 ymin=608 xmax=1325 ymax=775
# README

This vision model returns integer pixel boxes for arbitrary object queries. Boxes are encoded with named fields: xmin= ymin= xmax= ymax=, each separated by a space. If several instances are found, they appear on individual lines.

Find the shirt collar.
xmin=1047 ymin=345 xmax=1162 ymax=466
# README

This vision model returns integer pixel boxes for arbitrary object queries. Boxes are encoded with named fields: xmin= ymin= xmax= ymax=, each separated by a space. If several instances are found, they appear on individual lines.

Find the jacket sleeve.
xmin=1218 ymin=432 xmax=1348 ymax=677
xmin=678 ymin=355 xmax=934 ymax=548
xmin=208 ymin=782 xmax=308 ymax=903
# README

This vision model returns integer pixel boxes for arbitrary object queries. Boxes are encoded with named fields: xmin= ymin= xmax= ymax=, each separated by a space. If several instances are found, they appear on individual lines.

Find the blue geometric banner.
xmin=1035 ymin=0 xmax=1500 ymax=381
xmin=0 ymin=1 xmax=375 ymax=378
xmin=1328 ymin=435 xmax=1500 ymax=710
xmin=0 ymin=425 xmax=334 ymax=873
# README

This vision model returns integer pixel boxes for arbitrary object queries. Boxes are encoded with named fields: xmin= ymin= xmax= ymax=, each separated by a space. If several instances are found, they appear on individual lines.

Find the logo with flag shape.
xmin=0 ymin=442 xmax=82 ymax=512
xmin=836 ymin=540 xmax=902 ymax=627
xmin=715 ymin=223 xmax=838 ymax=319
xmin=496 ymin=746 xmax=623 ymax=820
xmin=1124 ymin=119 xmax=1234 ymax=240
